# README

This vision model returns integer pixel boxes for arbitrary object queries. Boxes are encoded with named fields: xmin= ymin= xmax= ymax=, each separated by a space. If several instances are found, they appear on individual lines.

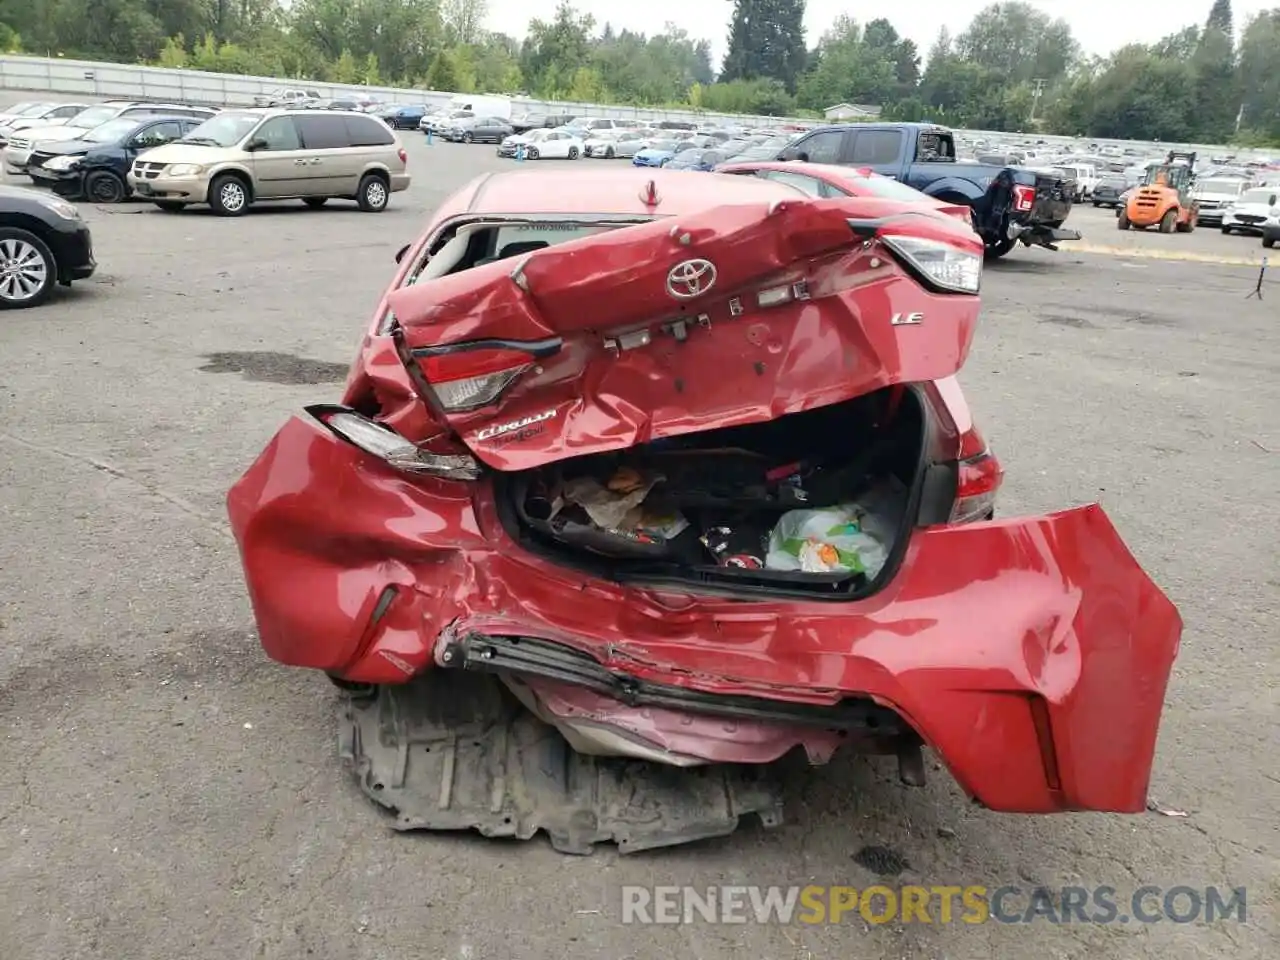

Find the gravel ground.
xmin=1 ymin=99 xmax=1277 ymax=959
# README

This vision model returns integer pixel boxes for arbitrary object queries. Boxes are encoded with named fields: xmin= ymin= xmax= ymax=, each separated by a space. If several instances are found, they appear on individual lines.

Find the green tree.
xmin=955 ymin=2 xmax=1079 ymax=84
xmin=1191 ymin=0 xmax=1240 ymax=142
xmin=795 ymin=17 xmax=896 ymax=111
xmin=362 ymin=51 xmax=381 ymax=85
xmin=157 ymin=33 xmax=188 ymax=67
xmin=721 ymin=0 xmax=807 ymax=91
xmin=424 ymin=49 xmax=459 ymax=91
xmin=1238 ymin=10 xmax=1280 ymax=139
xmin=442 ymin=0 xmax=488 ymax=45
xmin=521 ymin=1 xmax=594 ymax=97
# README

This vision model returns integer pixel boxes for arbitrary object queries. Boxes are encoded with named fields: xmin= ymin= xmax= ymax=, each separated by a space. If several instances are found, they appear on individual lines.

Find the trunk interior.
xmin=494 ymin=386 xmax=934 ymax=600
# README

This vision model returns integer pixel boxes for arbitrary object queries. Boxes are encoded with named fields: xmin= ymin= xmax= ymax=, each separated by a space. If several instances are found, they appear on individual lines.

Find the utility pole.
xmin=1029 ymin=78 xmax=1047 ymax=124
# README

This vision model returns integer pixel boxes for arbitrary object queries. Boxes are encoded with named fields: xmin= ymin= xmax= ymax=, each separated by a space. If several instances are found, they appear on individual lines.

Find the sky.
xmin=483 ymin=0 xmax=1273 ymax=66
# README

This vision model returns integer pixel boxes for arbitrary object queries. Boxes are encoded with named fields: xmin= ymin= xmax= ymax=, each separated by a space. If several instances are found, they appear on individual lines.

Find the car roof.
xmin=460 ymin=167 xmax=803 ymax=216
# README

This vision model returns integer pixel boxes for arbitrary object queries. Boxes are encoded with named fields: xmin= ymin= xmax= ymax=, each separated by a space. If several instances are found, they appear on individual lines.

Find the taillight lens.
xmin=397 ymin=147 xmax=407 ymax=164
xmin=950 ymin=427 xmax=1002 ymax=523
xmin=310 ymin=407 xmax=481 ymax=480
xmin=881 ymin=234 xmax=981 ymax=293
xmin=1012 ymin=184 xmax=1035 ymax=212
xmin=418 ymin=346 xmax=538 ymax=411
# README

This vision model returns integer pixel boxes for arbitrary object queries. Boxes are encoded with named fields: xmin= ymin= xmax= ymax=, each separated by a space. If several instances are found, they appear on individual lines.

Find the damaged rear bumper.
xmin=229 ymin=413 xmax=1182 ymax=819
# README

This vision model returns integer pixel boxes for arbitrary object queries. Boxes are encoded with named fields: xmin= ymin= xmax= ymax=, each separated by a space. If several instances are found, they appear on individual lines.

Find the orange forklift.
xmin=1118 ymin=151 xmax=1198 ymax=233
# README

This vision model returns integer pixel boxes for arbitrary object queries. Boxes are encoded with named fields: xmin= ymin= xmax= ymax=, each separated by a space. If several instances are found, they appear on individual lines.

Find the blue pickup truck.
xmin=778 ymin=122 xmax=1080 ymax=259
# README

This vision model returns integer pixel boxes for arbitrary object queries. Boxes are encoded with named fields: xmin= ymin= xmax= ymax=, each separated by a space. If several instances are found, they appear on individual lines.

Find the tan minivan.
xmin=126 ymin=108 xmax=410 ymax=216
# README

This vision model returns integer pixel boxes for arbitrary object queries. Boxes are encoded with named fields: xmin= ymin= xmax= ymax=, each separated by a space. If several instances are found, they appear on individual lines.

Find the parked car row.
xmin=7 ymin=103 xmax=411 ymax=217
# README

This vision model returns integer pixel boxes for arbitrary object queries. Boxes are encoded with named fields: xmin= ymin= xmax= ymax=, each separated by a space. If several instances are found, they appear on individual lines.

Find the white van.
xmin=447 ymin=95 xmax=511 ymax=121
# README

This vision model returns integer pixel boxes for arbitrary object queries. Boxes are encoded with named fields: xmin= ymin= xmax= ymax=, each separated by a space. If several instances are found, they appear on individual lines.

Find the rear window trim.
xmin=377 ymin=214 xmax=660 ymax=336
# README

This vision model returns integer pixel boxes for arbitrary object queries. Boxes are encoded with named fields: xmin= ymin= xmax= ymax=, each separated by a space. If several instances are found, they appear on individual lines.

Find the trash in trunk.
xmin=701 ymin=525 xmax=766 ymax=568
xmin=764 ymin=479 xmax=906 ymax=577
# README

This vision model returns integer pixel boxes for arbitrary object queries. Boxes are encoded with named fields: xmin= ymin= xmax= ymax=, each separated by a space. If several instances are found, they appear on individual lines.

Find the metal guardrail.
xmin=0 ymin=53 xmax=1267 ymax=158
xmin=0 ymin=54 xmax=812 ymax=129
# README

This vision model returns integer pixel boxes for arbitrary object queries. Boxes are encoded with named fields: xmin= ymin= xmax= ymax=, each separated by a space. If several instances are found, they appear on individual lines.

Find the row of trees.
xmin=0 ymin=0 xmax=1277 ymax=144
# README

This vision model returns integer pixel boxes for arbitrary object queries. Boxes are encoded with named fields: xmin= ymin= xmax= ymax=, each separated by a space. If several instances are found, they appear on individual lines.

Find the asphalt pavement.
xmin=1 ymin=102 xmax=1277 ymax=960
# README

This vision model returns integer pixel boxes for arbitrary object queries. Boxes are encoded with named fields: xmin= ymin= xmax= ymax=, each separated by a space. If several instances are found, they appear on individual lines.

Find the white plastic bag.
xmin=764 ymin=480 xmax=905 ymax=577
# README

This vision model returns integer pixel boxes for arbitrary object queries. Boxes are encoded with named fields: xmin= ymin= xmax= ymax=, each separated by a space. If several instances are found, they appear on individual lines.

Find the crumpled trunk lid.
xmin=385 ymin=196 xmax=982 ymax=471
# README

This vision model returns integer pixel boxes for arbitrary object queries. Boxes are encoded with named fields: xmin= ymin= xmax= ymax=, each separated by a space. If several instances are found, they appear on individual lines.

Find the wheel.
xmin=1264 ymin=235 xmax=1276 ymax=248
xmin=303 ymin=197 xmax=328 ymax=209
xmin=154 ymin=200 xmax=186 ymax=213
xmin=568 ymin=146 xmax=579 ymax=159
xmin=1092 ymin=200 xmax=1100 ymax=207
xmin=208 ymin=173 xmax=250 ymax=216
xmin=463 ymin=131 xmax=473 ymax=143
xmin=0 ymin=227 xmax=56 ymax=309
xmin=526 ymin=147 xmax=539 ymax=160
xmin=327 ymin=674 xmax=376 ymax=700
xmin=1179 ymin=216 xmax=1195 ymax=233
xmin=1221 ymin=226 xmax=1232 ymax=234
xmin=356 ymin=173 xmax=389 ymax=212
xmin=1117 ymin=210 xmax=1130 ymax=230
xmin=1159 ymin=210 xmax=1177 ymax=233
xmin=605 ymin=145 xmax=615 ymax=159
xmin=984 ymin=236 xmax=1017 ymax=260
xmin=84 ymin=170 xmax=127 ymax=203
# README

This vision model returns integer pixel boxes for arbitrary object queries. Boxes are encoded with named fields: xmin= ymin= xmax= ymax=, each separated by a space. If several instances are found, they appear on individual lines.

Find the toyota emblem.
xmin=666 ymin=258 xmax=717 ymax=299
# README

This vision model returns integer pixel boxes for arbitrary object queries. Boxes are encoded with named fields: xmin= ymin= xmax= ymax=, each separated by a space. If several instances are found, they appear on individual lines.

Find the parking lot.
xmin=2 ymin=100 xmax=1278 ymax=960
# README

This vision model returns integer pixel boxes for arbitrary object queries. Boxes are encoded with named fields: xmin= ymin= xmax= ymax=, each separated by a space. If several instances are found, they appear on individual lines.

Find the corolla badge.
xmin=666 ymin=258 xmax=717 ymax=299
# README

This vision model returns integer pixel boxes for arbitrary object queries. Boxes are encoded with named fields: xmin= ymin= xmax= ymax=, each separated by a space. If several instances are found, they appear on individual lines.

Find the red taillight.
xmin=1012 ymin=184 xmax=1035 ymax=212
xmin=397 ymin=147 xmax=407 ymax=165
xmin=418 ymin=346 xmax=537 ymax=411
xmin=950 ymin=428 xmax=1002 ymax=523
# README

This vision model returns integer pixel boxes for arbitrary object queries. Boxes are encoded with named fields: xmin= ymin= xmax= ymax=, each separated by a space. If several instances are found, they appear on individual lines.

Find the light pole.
xmin=1029 ymin=78 xmax=1047 ymax=124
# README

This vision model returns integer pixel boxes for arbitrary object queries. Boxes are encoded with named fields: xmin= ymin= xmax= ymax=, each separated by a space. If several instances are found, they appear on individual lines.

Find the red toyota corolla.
xmin=227 ymin=166 xmax=1181 ymax=853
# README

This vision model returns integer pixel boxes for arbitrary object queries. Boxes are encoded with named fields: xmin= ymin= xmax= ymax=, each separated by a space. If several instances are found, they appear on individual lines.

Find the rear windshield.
xmin=69 ymin=105 xmax=123 ymax=128
xmin=840 ymin=173 xmax=937 ymax=203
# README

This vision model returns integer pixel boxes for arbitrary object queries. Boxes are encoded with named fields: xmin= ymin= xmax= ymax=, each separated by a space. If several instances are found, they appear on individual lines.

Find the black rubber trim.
xmin=409 ymin=336 xmax=563 ymax=360
xmin=441 ymin=633 xmax=908 ymax=734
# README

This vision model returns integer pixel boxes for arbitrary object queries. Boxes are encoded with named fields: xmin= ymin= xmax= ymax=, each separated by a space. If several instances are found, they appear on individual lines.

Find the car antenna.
xmin=640 ymin=180 xmax=660 ymax=207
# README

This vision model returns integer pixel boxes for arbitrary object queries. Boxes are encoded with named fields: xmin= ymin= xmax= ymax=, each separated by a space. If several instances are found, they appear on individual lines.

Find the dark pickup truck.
xmin=778 ymin=122 xmax=1080 ymax=258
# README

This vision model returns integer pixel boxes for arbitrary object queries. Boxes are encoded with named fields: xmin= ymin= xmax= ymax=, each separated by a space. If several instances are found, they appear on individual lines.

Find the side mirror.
xmin=394 ymin=243 xmax=411 ymax=263
xmin=245 ymin=137 xmax=268 ymax=152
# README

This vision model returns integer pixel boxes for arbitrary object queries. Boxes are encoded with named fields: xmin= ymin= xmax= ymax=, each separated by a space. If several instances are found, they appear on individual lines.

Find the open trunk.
xmin=496 ymin=385 xmax=928 ymax=599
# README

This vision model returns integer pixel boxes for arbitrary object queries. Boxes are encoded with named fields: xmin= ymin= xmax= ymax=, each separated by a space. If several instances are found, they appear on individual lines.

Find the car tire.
xmin=154 ymin=200 xmax=187 ymax=212
xmin=84 ymin=170 xmax=127 ymax=204
xmin=463 ymin=132 xmax=473 ymax=143
xmin=605 ymin=146 xmax=615 ymax=159
xmin=1159 ymin=210 xmax=1177 ymax=233
xmin=568 ymin=146 xmax=579 ymax=159
xmin=0 ymin=226 xmax=57 ymax=310
xmin=208 ymin=173 xmax=250 ymax=217
xmin=983 ymin=236 xmax=1017 ymax=260
xmin=1117 ymin=210 xmax=1130 ymax=230
xmin=1221 ymin=226 xmax=1232 ymax=234
xmin=1264 ymin=235 xmax=1276 ymax=248
xmin=356 ymin=173 xmax=389 ymax=212
xmin=527 ymin=147 xmax=539 ymax=160
xmin=304 ymin=197 xmax=328 ymax=209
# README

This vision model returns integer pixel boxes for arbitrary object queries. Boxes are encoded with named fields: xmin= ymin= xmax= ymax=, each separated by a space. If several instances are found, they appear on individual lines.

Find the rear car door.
xmin=847 ymin=129 xmax=905 ymax=179
xmin=247 ymin=116 xmax=307 ymax=197
xmin=294 ymin=113 xmax=357 ymax=195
